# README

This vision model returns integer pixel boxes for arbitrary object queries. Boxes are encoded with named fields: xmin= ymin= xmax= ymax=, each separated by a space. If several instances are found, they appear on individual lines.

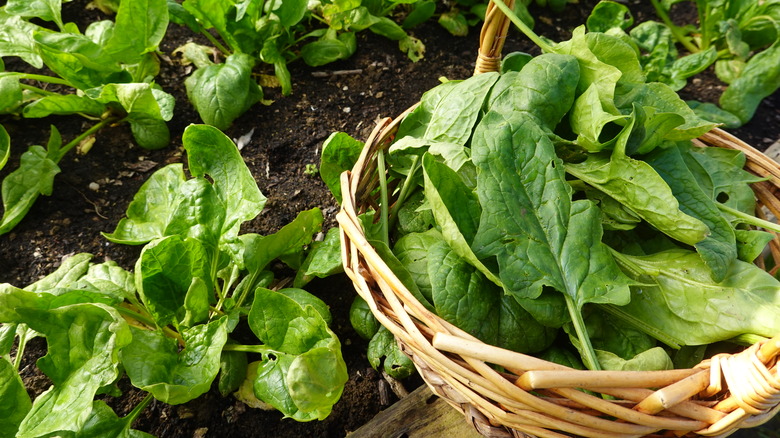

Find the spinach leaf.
xmin=611 ymin=249 xmax=780 ymax=346
xmin=218 ymin=347 xmax=247 ymax=397
xmin=319 ymin=131 xmax=364 ymax=204
xmin=614 ymin=82 xmax=716 ymax=141
xmin=183 ymin=124 xmax=267 ymax=239
xmin=86 ymin=83 xmax=174 ymax=150
xmin=488 ymin=53 xmax=580 ymax=131
xmin=681 ymin=144 xmax=764 ymax=215
xmin=294 ymin=227 xmax=344 ymax=288
xmin=393 ymin=228 xmax=443 ymax=303
xmin=596 ymin=347 xmax=673 ymax=371
xmin=720 ymin=38 xmax=780 ymax=125
xmin=21 ymin=94 xmax=107 ymax=118
xmin=429 ymin=239 xmax=556 ymax=354
xmin=34 ymin=32 xmax=129 ymax=90
xmin=415 ymin=72 xmax=499 ymax=144
xmin=6 ymin=0 xmax=64 ymax=30
xmin=586 ymin=1 xmax=633 ymax=32
xmin=569 ymin=83 xmax=627 ymax=152
xmin=0 ymin=10 xmax=43 ymax=68
xmin=0 ymin=132 xmax=61 ymax=236
xmin=0 ymin=357 xmax=30 ymax=437
xmin=103 ymin=164 xmax=187 ymax=244
xmin=552 ymin=26 xmax=626 ymax=114
xmin=421 ymin=153 xmax=499 ymax=285
xmin=77 ymin=401 xmax=154 ymax=438
xmin=0 ymin=292 xmax=131 ymax=438
xmin=136 ymin=236 xmax=213 ymax=329
xmin=367 ymin=326 xmax=415 ymax=379
xmin=645 ymin=144 xmax=737 ymax=281
xmin=396 ymin=73 xmax=498 ymax=143
xmin=686 ymin=100 xmax=743 ymax=129
xmin=471 ymin=110 xmax=633 ymax=369
xmin=248 ymin=288 xmax=347 ymax=421
xmin=103 ymin=0 xmax=168 ymax=64
xmin=241 ymin=208 xmax=323 ymax=276
xmin=565 ymin=116 xmax=710 ymax=249
xmin=349 ymin=296 xmax=380 ymax=341
xmin=121 ymin=318 xmax=229 ymax=405
xmin=185 ymin=53 xmax=262 ymax=130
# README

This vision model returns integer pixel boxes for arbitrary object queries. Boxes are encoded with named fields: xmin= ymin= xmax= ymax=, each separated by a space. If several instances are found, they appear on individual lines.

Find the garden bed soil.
xmin=1 ymin=1 xmax=779 ymax=437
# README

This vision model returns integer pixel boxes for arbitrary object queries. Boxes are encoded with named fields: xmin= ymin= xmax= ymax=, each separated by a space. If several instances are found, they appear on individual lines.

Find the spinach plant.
xmin=0 ymin=124 xmax=348 ymax=436
xmin=0 ymin=0 xmax=174 ymax=236
xmin=169 ymin=0 xmax=426 ymax=130
xmin=587 ymin=0 xmax=780 ymax=127
xmin=327 ymin=0 xmax=780 ymax=373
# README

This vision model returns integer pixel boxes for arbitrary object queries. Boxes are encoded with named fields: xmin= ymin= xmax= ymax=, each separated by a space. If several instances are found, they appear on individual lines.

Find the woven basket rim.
xmin=338 ymin=122 xmax=780 ymax=437
xmin=336 ymin=2 xmax=780 ymax=437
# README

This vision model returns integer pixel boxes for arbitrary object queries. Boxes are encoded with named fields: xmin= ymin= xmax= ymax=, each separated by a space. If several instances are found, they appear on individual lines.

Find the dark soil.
xmin=1 ymin=1 xmax=779 ymax=437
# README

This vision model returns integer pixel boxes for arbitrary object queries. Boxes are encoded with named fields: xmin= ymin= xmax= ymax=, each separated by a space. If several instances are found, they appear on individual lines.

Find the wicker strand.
xmin=336 ymin=0 xmax=780 ymax=435
xmin=475 ymin=0 xmax=515 ymax=75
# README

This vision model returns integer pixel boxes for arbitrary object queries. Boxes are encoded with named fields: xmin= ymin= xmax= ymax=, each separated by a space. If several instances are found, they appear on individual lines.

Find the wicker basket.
xmin=336 ymin=2 xmax=780 ymax=437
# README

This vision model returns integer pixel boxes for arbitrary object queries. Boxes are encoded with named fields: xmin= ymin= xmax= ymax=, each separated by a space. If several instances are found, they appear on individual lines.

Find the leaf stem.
xmin=718 ymin=203 xmax=780 ymax=233
xmin=564 ymin=294 xmax=601 ymax=370
xmin=214 ymin=264 xmax=240 ymax=314
xmin=16 ymin=73 xmax=72 ymax=87
xmin=489 ymin=0 xmax=554 ymax=53
xmin=729 ymin=333 xmax=767 ymax=346
xmin=601 ymin=304 xmax=683 ymax=349
xmin=126 ymin=393 xmax=154 ymax=425
xmin=54 ymin=117 xmax=117 ymax=161
xmin=222 ymin=343 xmax=279 ymax=356
xmin=12 ymin=326 xmax=31 ymax=371
xmin=18 ymin=84 xmax=59 ymax=96
xmin=650 ymin=0 xmax=700 ymax=54
xmin=377 ymin=150 xmax=390 ymax=247
xmin=388 ymin=154 xmax=420 ymax=229
xmin=115 ymin=305 xmax=185 ymax=345
xmin=202 ymin=30 xmax=232 ymax=57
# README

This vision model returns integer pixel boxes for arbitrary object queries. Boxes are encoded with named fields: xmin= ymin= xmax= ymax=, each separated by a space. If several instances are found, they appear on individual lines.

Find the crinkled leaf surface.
xmin=0 ymin=357 xmax=30 ymax=438
xmin=34 ymin=32 xmax=128 ymax=91
xmin=0 ymin=10 xmax=43 ymax=68
xmin=104 ymin=0 xmax=168 ymax=64
xmin=645 ymin=144 xmax=737 ymax=281
xmin=611 ymin=249 xmax=780 ymax=345
xmin=248 ymin=288 xmax=347 ymax=420
xmin=429 ymin=239 xmax=556 ymax=353
xmin=121 ymin=317 xmax=228 ymax=405
xmin=0 ymin=288 xmax=130 ymax=438
xmin=488 ymin=53 xmax=580 ymax=130
xmin=135 ymin=235 xmax=212 ymax=328
xmin=0 ymin=145 xmax=61 ymax=236
xmin=319 ymin=132 xmax=363 ymax=204
xmin=396 ymin=73 xmax=498 ymax=142
xmin=184 ymin=54 xmax=262 ymax=130
xmin=248 ymin=288 xmax=335 ymax=355
xmin=102 ymin=164 xmax=187 ymax=244
xmin=565 ymin=118 xmax=709 ymax=248
xmin=183 ymin=124 xmax=266 ymax=239
xmin=471 ymin=111 xmax=632 ymax=310
xmin=422 ymin=153 xmax=500 ymax=287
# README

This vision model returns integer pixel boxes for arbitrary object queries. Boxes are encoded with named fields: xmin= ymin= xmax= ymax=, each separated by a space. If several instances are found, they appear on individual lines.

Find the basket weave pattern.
xmin=336 ymin=2 xmax=780 ymax=437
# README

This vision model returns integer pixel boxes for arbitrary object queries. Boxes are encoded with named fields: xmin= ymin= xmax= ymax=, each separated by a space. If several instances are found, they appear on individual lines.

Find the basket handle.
xmin=474 ymin=0 xmax=515 ymax=75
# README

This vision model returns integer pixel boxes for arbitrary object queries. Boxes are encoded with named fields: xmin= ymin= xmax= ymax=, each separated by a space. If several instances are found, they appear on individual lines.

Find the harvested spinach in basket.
xmin=324 ymin=4 xmax=780 ymax=372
